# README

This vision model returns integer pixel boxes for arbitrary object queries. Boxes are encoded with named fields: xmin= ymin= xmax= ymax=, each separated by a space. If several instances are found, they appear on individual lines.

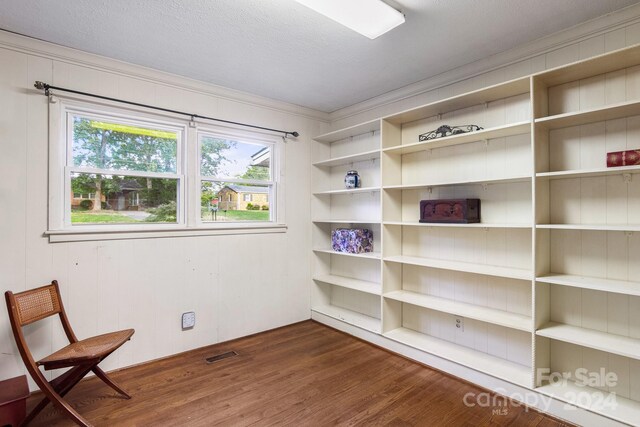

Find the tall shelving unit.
xmin=379 ymin=76 xmax=535 ymax=389
xmin=310 ymin=44 xmax=640 ymax=425
xmin=532 ymin=46 xmax=640 ymax=423
xmin=311 ymin=120 xmax=383 ymax=333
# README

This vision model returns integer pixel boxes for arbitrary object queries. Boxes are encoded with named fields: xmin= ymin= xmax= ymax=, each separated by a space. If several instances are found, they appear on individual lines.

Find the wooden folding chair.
xmin=5 ymin=280 xmax=134 ymax=426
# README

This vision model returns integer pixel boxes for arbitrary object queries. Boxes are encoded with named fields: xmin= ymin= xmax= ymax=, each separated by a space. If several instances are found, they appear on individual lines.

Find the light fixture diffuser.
xmin=294 ymin=0 xmax=405 ymax=39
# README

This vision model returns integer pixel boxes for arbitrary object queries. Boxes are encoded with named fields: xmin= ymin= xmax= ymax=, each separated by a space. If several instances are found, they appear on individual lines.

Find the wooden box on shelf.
xmin=419 ymin=199 xmax=481 ymax=224
xmin=606 ymin=149 xmax=640 ymax=167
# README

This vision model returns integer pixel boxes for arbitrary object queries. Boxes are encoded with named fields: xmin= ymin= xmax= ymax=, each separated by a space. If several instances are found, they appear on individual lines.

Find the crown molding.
xmin=329 ymin=3 xmax=640 ymax=123
xmin=0 ymin=29 xmax=329 ymax=123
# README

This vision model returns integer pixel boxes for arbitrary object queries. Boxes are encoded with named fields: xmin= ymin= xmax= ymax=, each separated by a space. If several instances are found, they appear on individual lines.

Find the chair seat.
xmin=37 ymin=329 xmax=135 ymax=370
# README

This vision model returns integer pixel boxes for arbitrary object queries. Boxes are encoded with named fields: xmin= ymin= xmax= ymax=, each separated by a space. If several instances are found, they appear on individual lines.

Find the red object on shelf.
xmin=419 ymin=199 xmax=481 ymax=224
xmin=0 ymin=375 xmax=29 ymax=427
xmin=607 ymin=149 xmax=640 ymax=167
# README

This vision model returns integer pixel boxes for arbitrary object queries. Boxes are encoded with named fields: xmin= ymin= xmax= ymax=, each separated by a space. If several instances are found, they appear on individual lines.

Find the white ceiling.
xmin=1 ymin=0 xmax=639 ymax=112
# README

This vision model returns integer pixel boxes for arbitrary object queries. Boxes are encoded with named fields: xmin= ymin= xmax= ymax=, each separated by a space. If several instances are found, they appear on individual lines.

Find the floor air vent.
xmin=205 ymin=351 xmax=238 ymax=364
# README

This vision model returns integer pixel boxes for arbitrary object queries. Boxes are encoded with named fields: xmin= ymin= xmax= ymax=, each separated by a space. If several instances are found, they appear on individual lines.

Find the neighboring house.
xmin=71 ymin=192 xmax=99 ymax=207
xmin=71 ymin=179 xmax=143 ymax=211
xmin=218 ymin=185 xmax=269 ymax=211
xmin=106 ymin=180 xmax=143 ymax=211
xmin=251 ymin=146 xmax=269 ymax=168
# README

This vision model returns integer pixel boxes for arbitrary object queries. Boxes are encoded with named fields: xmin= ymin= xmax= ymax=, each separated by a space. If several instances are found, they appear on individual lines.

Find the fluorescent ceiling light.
xmin=294 ymin=0 xmax=405 ymax=39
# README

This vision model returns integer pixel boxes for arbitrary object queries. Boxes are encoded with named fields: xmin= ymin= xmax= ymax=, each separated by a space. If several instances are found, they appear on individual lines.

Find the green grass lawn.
xmin=203 ymin=210 xmax=270 ymax=222
xmin=71 ymin=210 xmax=140 ymax=224
xmin=74 ymin=209 xmax=269 ymax=224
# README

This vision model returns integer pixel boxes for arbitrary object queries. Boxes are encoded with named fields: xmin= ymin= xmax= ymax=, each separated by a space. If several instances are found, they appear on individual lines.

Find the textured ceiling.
xmin=1 ymin=0 xmax=639 ymax=112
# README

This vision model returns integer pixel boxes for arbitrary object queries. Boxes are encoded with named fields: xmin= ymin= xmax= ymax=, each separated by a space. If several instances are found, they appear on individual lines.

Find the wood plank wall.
xmin=0 ymin=32 xmax=322 ymax=389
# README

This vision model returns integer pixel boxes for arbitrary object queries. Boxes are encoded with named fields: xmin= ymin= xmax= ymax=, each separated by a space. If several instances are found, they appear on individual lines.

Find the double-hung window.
xmin=64 ymin=109 xmax=184 ymax=226
xmin=199 ymin=131 xmax=275 ymax=223
xmin=47 ymin=99 xmax=284 ymax=241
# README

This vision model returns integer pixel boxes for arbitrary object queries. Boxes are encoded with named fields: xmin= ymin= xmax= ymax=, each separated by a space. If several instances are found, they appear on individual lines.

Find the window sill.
xmin=44 ymin=223 xmax=288 ymax=243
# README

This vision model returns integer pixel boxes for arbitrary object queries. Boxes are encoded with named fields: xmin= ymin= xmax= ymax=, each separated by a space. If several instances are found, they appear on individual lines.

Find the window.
xmin=73 ymin=193 xmax=95 ymax=199
xmin=48 ymin=99 xmax=284 ymax=240
xmin=67 ymin=111 xmax=182 ymax=225
xmin=199 ymin=132 xmax=274 ymax=223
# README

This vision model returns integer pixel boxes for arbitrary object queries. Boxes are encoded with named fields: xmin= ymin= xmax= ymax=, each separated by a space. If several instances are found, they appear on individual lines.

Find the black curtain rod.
xmin=33 ymin=81 xmax=300 ymax=138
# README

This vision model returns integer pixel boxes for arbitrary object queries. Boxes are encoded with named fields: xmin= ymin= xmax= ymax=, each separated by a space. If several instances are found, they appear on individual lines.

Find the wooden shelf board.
xmin=313 ymin=219 xmax=381 ymax=225
xmin=537 ymin=224 xmax=640 ymax=232
xmin=536 ymin=381 xmax=640 ymax=426
xmin=383 ymin=221 xmax=531 ymax=229
xmin=536 ymin=165 xmax=640 ymax=180
xmin=313 ymin=248 xmax=382 ymax=260
xmin=383 ymin=255 xmax=532 ymax=281
xmin=384 ymin=290 xmax=531 ymax=332
xmin=313 ymin=149 xmax=380 ymax=168
xmin=534 ymin=44 xmax=640 ymax=87
xmin=314 ymin=274 xmax=381 ymax=295
xmin=312 ymin=304 xmax=380 ymax=333
xmin=314 ymin=120 xmax=380 ymax=143
xmin=385 ymin=77 xmax=530 ymax=125
xmin=383 ymin=121 xmax=531 ymax=154
xmin=537 ymin=274 xmax=640 ymax=297
xmin=383 ymin=174 xmax=530 ymax=190
xmin=536 ymin=322 xmax=640 ymax=361
xmin=535 ymin=99 xmax=640 ymax=130
xmin=313 ymin=186 xmax=380 ymax=196
xmin=384 ymin=327 xmax=531 ymax=387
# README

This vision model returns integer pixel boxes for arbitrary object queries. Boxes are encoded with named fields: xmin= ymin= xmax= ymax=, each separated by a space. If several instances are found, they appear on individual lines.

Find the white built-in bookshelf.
xmin=311 ymin=120 xmax=383 ymax=332
xmin=311 ymin=44 xmax=640 ymax=425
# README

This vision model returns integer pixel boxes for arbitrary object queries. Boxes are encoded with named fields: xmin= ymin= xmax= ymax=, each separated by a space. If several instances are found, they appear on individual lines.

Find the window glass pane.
xmin=72 ymin=116 xmax=178 ymax=173
xmin=201 ymin=181 xmax=270 ymax=222
xmin=200 ymin=136 xmax=270 ymax=180
xmin=71 ymin=173 xmax=178 ymax=224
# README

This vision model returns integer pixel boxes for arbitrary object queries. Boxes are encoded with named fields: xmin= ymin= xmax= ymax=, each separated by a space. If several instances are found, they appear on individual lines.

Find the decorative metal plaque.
xmin=418 ymin=124 xmax=483 ymax=141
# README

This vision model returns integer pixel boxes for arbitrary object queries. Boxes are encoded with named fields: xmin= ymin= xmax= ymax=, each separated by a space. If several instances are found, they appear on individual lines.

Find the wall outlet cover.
xmin=182 ymin=311 xmax=195 ymax=329
xmin=455 ymin=316 xmax=464 ymax=332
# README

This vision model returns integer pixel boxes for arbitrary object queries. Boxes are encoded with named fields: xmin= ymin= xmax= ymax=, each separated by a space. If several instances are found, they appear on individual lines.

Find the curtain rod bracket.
xmin=33 ymin=81 xmax=300 ymax=139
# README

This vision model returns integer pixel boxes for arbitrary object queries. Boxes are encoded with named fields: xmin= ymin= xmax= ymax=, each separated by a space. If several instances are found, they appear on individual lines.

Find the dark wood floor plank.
xmin=26 ymin=320 xmax=572 ymax=426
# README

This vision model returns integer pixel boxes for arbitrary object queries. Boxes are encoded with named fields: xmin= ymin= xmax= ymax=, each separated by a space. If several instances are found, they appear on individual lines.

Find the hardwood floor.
xmin=27 ymin=320 xmax=571 ymax=426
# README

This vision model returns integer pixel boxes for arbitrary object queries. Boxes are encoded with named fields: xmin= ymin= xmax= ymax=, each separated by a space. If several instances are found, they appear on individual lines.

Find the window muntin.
xmin=67 ymin=110 xmax=184 ymax=226
xmin=199 ymin=133 xmax=274 ymax=223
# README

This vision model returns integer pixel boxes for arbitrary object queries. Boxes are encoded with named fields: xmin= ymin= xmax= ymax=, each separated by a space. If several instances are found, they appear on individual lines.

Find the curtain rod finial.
xmin=290 ymin=131 xmax=300 ymax=138
xmin=34 ymin=81 xmax=46 ymax=90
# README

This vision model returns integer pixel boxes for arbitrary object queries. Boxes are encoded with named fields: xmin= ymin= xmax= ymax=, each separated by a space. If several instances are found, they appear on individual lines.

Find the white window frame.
xmin=197 ymin=127 xmax=279 ymax=226
xmin=46 ymin=96 xmax=286 ymax=242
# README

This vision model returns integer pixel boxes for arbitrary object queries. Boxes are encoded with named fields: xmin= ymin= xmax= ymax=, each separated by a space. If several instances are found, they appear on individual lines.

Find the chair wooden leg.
xmin=23 ymin=382 xmax=92 ymax=427
xmin=23 ymin=364 xmax=96 ymax=427
xmin=21 ymin=395 xmax=50 ymax=426
xmin=92 ymin=367 xmax=131 ymax=399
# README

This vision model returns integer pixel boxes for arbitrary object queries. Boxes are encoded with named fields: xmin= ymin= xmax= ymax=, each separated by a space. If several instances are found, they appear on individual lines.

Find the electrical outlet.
xmin=455 ymin=316 xmax=464 ymax=332
xmin=182 ymin=311 xmax=195 ymax=330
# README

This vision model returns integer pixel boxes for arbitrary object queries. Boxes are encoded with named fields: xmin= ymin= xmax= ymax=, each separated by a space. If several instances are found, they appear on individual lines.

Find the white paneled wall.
xmin=401 ymin=133 xmax=532 ymax=186
xmin=403 ymin=305 xmax=532 ymax=367
xmin=0 ymin=32 xmax=324 ymax=387
xmin=402 ymin=227 xmax=531 ymax=270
